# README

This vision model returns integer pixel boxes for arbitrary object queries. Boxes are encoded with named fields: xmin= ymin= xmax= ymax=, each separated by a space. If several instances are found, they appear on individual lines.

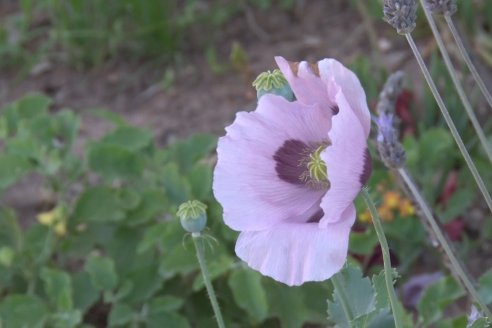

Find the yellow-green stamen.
xmin=300 ymin=145 xmax=329 ymax=188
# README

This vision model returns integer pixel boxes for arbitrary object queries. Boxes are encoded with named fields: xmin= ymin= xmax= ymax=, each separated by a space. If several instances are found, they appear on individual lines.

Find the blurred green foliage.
xmin=0 ymin=94 xmax=339 ymax=327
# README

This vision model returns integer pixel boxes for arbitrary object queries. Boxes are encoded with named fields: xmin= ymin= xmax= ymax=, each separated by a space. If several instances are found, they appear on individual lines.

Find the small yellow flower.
xmin=383 ymin=191 xmax=401 ymax=210
xmin=378 ymin=205 xmax=394 ymax=222
xmin=54 ymin=221 xmax=67 ymax=237
xmin=358 ymin=210 xmax=372 ymax=223
xmin=37 ymin=207 xmax=67 ymax=237
xmin=37 ymin=210 xmax=57 ymax=226
xmin=399 ymin=198 xmax=415 ymax=217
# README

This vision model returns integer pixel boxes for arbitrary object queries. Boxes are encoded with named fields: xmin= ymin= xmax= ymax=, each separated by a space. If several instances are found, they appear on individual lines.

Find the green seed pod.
xmin=177 ymin=200 xmax=208 ymax=233
xmin=252 ymin=69 xmax=294 ymax=101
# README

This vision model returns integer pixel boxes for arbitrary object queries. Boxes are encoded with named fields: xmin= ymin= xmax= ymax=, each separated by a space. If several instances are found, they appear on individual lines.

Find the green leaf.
xmin=138 ymin=222 xmax=168 ymax=253
xmin=121 ymin=262 xmax=161 ymax=303
xmin=88 ymin=143 xmax=144 ymax=180
xmin=126 ymin=189 xmax=166 ymax=226
xmin=328 ymin=264 xmax=377 ymax=326
xmin=72 ymin=271 xmax=100 ymax=312
xmin=41 ymin=268 xmax=73 ymax=311
xmin=0 ymin=153 xmax=32 ymax=189
xmin=228 ymin=267 xmax=268 ymax=323
xmin=263 ymin=279 xmax=328 ymax=328
xmin=0 ymin=208 xmax=23 ymax=250
xmin=188 ymin=163 xmax=213 ymax=200
xmin=85 ymin=255 xmax=118 ymax=291
xmin=146 ymin=311 xmax=189 ymax=328
xmin=16 ymin=93 xmax=52 ymax=118
xmin=479 ymin=269 xmax=492 ymax=305
xmin=349 ymin=229 xmax=378 ymax=255
xmin=102 ymin=126 xmax=153 ymax=151
xmin=417 ymin=276 xmax=465 ymax=326
xmin=171 ymin=134 xmax=217 ymax=173
xmin=73 ymin=186 xmax=126 ymax=222
xmin=159 ymin=238 xmax=198 ymax=279
xmin=0 ymin=294 xmax=48 ymax=328
xmin=148 ymin=296 xmax=184 ymax=313
xmin=161 ymin=163 xmax=191 ymax=204
xmin=373 ymin=271 xmax=390 ymax=311
xmin=438 ymin=188 xmax=476 ymax=223
xmin=108 ymin=303 xmax=135 ymax=327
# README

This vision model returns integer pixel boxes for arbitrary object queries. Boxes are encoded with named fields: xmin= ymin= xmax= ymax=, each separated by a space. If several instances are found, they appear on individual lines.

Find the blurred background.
xmin=0 ymin=0 xmax=492 ymax=327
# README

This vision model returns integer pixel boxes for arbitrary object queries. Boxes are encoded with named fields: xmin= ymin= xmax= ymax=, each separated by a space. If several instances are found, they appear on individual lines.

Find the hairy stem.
xmin=398 ymin=168 xmax=492 ymax=318
xmin=445 ymin=14 xmax=492 ymax=110
xmin=405 ymin=33 xmax=492 ymax=214
xmin=421 ymin=1 xmax=492 ymax=163
xmin=361 ymin=188 xmax=404 ymax=328
xmin=192 ymin=234 xmax=226 ymax=328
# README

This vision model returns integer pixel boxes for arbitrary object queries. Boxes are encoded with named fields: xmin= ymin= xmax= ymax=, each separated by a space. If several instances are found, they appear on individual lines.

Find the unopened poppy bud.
xmin=177 ymin=200 xmax=208 ymax=234
xmin=252 ymin=69 xmax=294 ymax=101
xmin=383 ymin=0 xmax=418 ymax=35
xmin=425 ymin=0 xmax=457 ymax=16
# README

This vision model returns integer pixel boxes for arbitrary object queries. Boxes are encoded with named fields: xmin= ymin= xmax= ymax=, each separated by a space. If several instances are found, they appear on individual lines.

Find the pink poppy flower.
xmin=213 ymin=56 xmax=371 ymax=286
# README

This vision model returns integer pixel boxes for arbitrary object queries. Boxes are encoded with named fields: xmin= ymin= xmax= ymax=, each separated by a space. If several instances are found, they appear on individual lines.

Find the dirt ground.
xmin=0 ymin=1 xmax=415 ymax=144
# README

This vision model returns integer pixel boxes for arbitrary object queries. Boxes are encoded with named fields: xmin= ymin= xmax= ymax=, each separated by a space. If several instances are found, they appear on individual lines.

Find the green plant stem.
xmin=361 ymin=188 xmax=403 ymax=328
xmin=405 ymin=33 xmax=492 ymax=215
xmin=444 ymin=14 xmax=492 ymax=110
xmin=192 ymin=233 xmax=226 ymax=328
xmin=421 ymin=1 xmax=492 ymax=163
xmin=398 ymin=167 xmax=492 ymax=318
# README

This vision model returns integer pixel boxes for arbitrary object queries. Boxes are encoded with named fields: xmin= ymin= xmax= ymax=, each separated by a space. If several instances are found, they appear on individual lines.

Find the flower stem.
xmin=404 ymin=33 xmax=492 ymax=215
xmin=397 ymin=168 xmax=492 ymax=318
xmin=444 ymin=14 xmax=492 ymax=110
xmin=421 ymin=1 xmax=492 ymax=163
xmin=361 ymin=188 xmax=404 ymax=328
xmin=192 ymin=233 xmax=226 ymax=328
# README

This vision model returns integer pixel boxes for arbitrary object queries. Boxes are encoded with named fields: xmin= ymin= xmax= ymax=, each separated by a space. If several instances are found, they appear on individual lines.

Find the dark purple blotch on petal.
xmin=307 ymin=209 xmax=324 ymax=223
xmin=331 ymin=105 xmax=339 ymax=115
xmin=359 ymin=148 xmax=372 ymax=186
xmin=274 ymin=139 xmax=308 ymax=185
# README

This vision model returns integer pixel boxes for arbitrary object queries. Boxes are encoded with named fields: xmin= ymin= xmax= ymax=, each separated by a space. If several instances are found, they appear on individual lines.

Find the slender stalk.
xmin=361 ymin=188 xmax=404 ymax=328
xmin=398 ymin=168 xmax=492 ymax=318
xmin=405 ymin=33 xmax=492 ymax=214
xmin=445 ymin=14 xmax=492 ymax=110
xmin=192 ymin=233 xmax=226 ymax=328
xmin=421 ymin=1 xmax=492 ymax=163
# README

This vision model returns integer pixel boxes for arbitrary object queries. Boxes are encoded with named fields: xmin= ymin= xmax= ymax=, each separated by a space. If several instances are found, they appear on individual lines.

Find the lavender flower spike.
xmin=376 ymin=114 xmax=406 ymax=168
xmin=425 ymin=0 xmax=457 ymax=16
xmin=375 ymin=71 xmax=406 ymax=168
xmin=383 ymin=0 xmax=418 ymax=34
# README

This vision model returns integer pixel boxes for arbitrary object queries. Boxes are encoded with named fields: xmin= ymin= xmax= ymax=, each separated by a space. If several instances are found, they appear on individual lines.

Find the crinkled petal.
xmin=275 ymin=56 xmax=370 ymax=137
xmin=235 ymin=205 xmax=356 ymax=286
xmin=213 ymin=95 xmax=331 ymax=232
xmin=275 ymin=56 xmax=335 ymax=113
xmin=318 ymin=58 xmax=371 ymax=137
xmin=319 ymin=90 xmax=371 ymax=228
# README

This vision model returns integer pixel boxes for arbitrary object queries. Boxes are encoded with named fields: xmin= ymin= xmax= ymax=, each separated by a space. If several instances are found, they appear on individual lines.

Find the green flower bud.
xmin=252 ymin=69 xmax=294 ymax=101
xmin=177 ymin=200 xmax=208 ymax=233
